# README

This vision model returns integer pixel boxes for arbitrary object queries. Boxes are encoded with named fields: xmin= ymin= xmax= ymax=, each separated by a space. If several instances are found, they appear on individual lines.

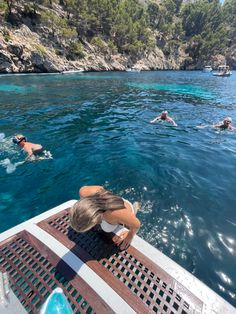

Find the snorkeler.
xmin=69 ymin=185 xmax=141 ymax=251
xmin=150 ymin=111 xmax=177 ymax=126
xmin=213 ymin=117 xmax=236 ymax=131
xmin=12 ymin=134 xmax=52 ymax=160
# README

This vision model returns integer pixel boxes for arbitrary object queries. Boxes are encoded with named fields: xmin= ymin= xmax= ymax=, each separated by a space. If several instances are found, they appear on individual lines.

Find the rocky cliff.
xmin=0 ymin=23 xmax=190 ymax=73
xmin=0 ymin=0 xmax=235 ymax=74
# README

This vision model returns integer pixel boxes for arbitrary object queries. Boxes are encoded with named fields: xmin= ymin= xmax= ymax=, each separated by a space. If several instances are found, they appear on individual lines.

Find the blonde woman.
xmin=69 ymin=185 xmax=141 ymax=251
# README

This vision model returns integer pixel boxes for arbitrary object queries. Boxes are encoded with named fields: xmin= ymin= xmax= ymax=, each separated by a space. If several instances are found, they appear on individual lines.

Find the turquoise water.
xmin=0 ymin=70 xmax=236 ymax=306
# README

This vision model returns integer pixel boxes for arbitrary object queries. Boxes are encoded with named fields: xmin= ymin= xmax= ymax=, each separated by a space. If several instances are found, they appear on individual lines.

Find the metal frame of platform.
xmin=0 ymin=200 xmax=235 ymax=314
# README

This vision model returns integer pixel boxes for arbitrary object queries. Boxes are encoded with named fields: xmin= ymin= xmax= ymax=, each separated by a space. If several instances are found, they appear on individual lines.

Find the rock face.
xmin=0 ymin=25 xmax=65 ymax=73
xmin=0 ymin=50 xmax=13 ymax=73
xmin=0 ymin=23 xmax=190 ymax=73
xmin=0 ymin=23 xmax=235 ymax=73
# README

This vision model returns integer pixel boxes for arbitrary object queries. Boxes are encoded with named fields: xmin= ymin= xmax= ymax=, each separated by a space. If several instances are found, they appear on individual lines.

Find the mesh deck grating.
xmin=38 ymin=209 xmax=204 ymax=314
xmin=0 ymin=231 xmax=112 ymax=314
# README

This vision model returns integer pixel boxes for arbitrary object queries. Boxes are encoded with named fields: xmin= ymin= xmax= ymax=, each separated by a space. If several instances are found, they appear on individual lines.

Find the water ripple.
xmin=0 ymin=71 xmax=236 ymax=306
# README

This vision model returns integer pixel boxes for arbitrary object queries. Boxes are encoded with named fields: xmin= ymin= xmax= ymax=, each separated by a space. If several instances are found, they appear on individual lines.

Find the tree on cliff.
xmin=181 ymin=0 xmax=228 ymax=62
xmin=223 ymin=0 xmax=236 ymax=41
xmin=4 ymin=0 xmax=14 ymax=16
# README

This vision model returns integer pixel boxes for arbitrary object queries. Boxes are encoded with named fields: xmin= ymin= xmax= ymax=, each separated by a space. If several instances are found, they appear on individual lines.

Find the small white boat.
xmin=212 ymin=65 xmax=232 ymax=77
xmin=61 ymin=69 xmax=84 ymax=74
xmin=126 ymin=67 xmax=141 ymax=72
xmin=202 ymin=65 xmax=212 ymax=72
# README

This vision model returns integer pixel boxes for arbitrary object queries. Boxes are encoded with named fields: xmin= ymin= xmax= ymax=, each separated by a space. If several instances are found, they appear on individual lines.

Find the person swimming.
xmin=150 ymin=111 xmax=177 ymax=126
xmin=12 ymin=134 xmax=51 ymax=160
xmin=197 ymin=117 xmax=236 ymax=130
xmin=213 ymin=117 xmax=236 ymax=131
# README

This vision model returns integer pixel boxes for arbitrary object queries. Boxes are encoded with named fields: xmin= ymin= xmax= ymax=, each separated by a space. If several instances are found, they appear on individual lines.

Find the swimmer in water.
xmin=213 ymin=117 xmax=236 ymax=131
xmin=150 ymin=111 xmax=177 ymax=126
xmin=12 ymin=134 xmax=45 ymax=160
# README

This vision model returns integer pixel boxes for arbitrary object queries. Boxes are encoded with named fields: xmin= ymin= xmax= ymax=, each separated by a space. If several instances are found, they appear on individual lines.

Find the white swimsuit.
xmin=100 ymin=199 xmax=135 ymax=233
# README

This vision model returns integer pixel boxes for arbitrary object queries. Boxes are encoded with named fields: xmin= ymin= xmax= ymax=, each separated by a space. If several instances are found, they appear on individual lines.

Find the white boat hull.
xmin=61 ymin=70 xmax=84 ymax=74
xmin=212 ymin=72 xmax=232 ymax=77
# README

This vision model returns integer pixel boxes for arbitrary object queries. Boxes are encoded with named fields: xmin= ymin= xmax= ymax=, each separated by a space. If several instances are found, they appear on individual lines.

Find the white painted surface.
xmin=0 ymin=290 xmax=27 ymax=314
xmin=26 ymin=224 xmax=135 ymax=314
xmin=0 ymin=200 xmax=77 ymax=242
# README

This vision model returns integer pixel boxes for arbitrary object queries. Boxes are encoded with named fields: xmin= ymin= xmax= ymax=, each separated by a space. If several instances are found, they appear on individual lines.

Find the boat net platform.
xmin=0 ymin=200 xmax=235 ymax=314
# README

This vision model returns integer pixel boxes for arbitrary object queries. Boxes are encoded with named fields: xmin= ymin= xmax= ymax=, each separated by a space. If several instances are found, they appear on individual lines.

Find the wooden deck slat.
xmin=0 ymin=230 xmax=113 ymax=314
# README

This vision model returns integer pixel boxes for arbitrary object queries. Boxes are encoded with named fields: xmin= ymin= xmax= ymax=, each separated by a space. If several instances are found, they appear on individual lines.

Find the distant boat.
xmin=126 ymin=67 xmax=141 ymax=72
xmin=61 ymin=69 xmax=84 ymax=74
xmin=202 ymin=65 xmax=212 ymax=72
xmin=212 ymin=65 xmax=232 ymax=77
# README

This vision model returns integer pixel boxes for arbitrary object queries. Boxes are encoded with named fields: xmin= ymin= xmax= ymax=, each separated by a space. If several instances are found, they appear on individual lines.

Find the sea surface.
xmin=0 ymin=70 xmax=236 ymax=306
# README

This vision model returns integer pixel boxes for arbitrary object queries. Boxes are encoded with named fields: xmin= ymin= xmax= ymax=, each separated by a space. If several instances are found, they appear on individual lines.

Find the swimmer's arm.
xmin=196 ymin=125 xmax=209 ymax=129
xmin=168 ymin=118 xmax=177 ymax=126
xmin=79 ymin=185 xmax=104 ymax=198
xmin=213 ymin=124 xmax=221 ymax=128
xmin=24 ymin=147 xmax=34 ymax=159
xmin=112 ymin=209 xmax=141 ymax=250
xmin=229 ymin=125 xmax=236 ymax=131
xmin=150 ymin=115 xmax=161 ymax=123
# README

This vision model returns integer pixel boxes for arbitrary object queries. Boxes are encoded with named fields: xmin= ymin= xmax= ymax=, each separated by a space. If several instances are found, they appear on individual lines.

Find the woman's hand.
xmin=113 ymin=230 xmax=133 ymax=251
xmin=110 ymin=207 xmax=141 ymax=250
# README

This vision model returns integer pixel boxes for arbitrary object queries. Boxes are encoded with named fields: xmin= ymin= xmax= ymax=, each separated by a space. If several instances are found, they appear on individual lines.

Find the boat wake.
xmin=0 ymin=133 xmax=5 ymax=141
xmin=0 ymin=158 xmax=25 ymax=174
xmin=27 ymin=150 xmax=53 ymax=161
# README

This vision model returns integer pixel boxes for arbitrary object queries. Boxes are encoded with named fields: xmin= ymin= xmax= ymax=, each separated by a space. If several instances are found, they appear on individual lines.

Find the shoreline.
xmin=1 ymin=69 xmax=235 ymax=76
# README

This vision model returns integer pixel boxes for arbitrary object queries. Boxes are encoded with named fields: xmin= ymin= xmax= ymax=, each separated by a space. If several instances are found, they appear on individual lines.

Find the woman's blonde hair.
xmin=69 ymin=190 xmax=124 ymax=233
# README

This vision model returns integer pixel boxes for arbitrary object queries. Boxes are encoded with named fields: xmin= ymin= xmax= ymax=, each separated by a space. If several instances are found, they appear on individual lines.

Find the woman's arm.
xmin=168 ymin=118 xmax=177 ymax=126
xmin=173 ymin=121 xmax=178 ymax=126
xmin=79 ymin=185 xmax=104 ymax=198
xmin=150 ymin=115 xmax=161 ymax=123
xmin=109 ymin=209 xmax=141 ymax=250
xmin=24 ymin=146 xmax=33 ymax=157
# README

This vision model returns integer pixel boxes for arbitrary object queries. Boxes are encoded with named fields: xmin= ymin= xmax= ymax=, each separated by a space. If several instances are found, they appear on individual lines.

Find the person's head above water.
xmin=223 ymin=117 xmax=232 ymax=126
xmin=12 ymin=134 xmax=27 ymax=145
xmin=161 ymin=111 xmax=168 ymax=119
xmin=69 ymin=190 xmax=124 ymax=233
xmin=213 ymin=117 xmax=236 ymax=131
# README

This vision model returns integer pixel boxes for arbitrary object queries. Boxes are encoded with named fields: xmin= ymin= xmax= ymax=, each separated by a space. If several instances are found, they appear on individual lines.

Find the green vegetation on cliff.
xmin=0 ymin=0 xmax=235 ymax=68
